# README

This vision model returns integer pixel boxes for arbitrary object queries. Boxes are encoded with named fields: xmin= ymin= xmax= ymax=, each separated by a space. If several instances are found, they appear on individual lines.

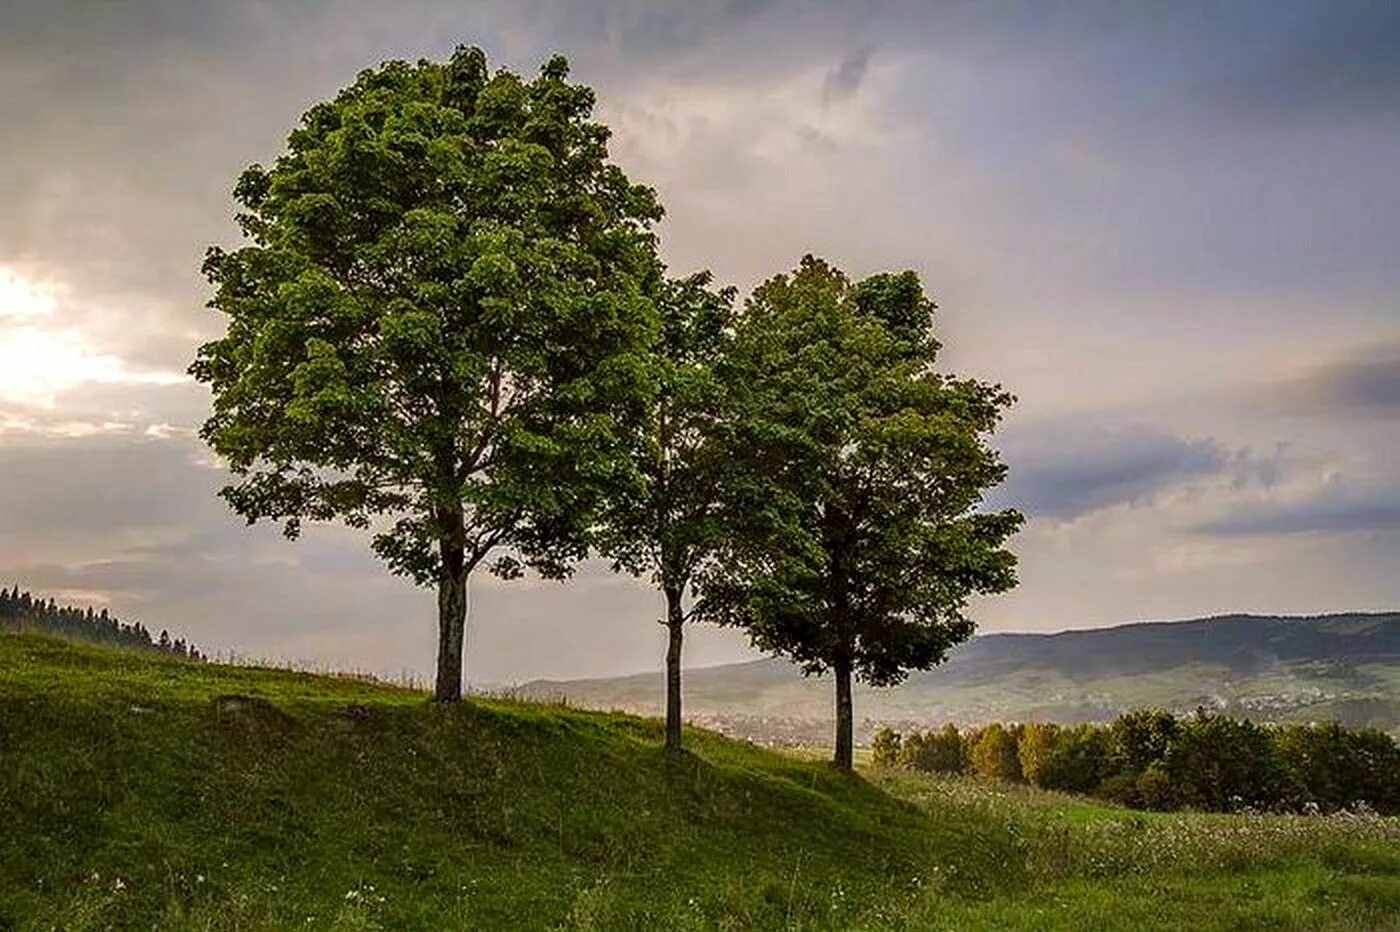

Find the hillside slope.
xmin=522 ymin=613 xmax=1400 ymax=743
xmin=2 ymin=631 xmax=1399 ymax=930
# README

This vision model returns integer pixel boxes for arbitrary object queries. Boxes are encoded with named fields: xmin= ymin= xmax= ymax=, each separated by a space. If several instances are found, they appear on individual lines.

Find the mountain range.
xmin=519 ymin=613 xmax=1400 ymax=744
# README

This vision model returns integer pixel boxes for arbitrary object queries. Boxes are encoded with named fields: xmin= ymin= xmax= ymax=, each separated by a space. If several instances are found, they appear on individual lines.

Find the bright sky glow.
xmin=0 ymin=265 xmax=186 ymax=407
xmin=0 ymin=266 xmax=59 ymax=319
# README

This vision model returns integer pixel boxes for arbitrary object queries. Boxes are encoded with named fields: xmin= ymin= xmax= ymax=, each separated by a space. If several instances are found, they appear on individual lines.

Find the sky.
xmin=1 ymin=0 xmax=1397 ymax=683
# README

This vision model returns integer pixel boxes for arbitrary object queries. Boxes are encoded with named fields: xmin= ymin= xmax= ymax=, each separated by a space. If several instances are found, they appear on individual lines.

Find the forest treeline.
xmin=871 ymin=710 xmax=1400 ymax=815
xmin=0 ymin=588 xmax=203 ymax=661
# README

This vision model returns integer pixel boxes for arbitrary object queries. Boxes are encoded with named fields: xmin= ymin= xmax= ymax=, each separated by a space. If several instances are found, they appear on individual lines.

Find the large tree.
xmin=596 ymin=271 xmax=735 ymax=753
xmin=191 ymin=47 xmax=662 ymax=701
xmin=697 ymin=256 xmax=1022 ymax=770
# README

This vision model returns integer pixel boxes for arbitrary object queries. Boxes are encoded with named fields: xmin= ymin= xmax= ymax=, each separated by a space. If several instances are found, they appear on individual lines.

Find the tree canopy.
xmin=697 ymin=256 xmax=1022 ymax=768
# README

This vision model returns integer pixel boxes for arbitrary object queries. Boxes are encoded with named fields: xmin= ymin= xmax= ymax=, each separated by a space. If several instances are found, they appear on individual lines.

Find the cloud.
xmin=1203 ymin=1 xmax=1400 ymax=124
xmin=995 ymin=422 xmax=1230 ymax=520
xmin=1 ymin=0 xmax=1399 ymax=676
xmin=1196 ymin=477 xmax=1400 ymax=537
xmin=1271 ymin=342 xmax=1400 ymax=417
xmin=822 ymin=46 xmax=874 ymax=103
xmin=0 ymin=436 xmax=223 ymax=541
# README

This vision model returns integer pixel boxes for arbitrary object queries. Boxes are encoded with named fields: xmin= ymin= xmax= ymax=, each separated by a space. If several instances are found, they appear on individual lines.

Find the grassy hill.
xmin=522 ymin=613 xmax=1400 ymax=744
xmin=3 ymin=631 xmax=1400 ymax=930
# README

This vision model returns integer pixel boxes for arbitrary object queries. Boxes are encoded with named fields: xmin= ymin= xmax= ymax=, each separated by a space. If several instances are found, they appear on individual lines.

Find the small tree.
xmin=970 ymin=723 xmax=1023 ymax=782
xmin=1018 ymin=722 xmax=1061 ymax=787
xmin=903 ymin=723 xmax=967 ymax=774
xmin=192 ymin=48 xmax=662 ymax=701
xmin=1165 ymin=710 xmax=1284 ymax=811
xmin=870 ymin=726 xmax=902 ymax=767
xmin=1107 ymin=709 xmax=1178 ymax=778
xmin=1037 ymin=724 xmax=1109 ymax=794
xmin=597 ymin=273 xmax=735 ymax=753
xmin=699 ymin=257 xmax=1021 ymax=770
xmin=897 ymin=731 xmax=927 ymax=769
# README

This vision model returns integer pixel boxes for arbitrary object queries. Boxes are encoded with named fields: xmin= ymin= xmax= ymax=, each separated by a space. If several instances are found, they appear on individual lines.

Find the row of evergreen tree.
xmin=871 ymin=710 xmax=1400 ymax=815
xmin=0 ymin=588 xmax=203 ymax=661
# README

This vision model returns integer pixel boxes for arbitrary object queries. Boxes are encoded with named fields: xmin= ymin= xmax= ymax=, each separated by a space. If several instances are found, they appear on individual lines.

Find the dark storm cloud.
xmin=1204 ymin=0 xmax=1400 ymax=124
xmin=995 ymin=423 xmax=1229 ymax=520
xmin=1197 ymin=481 xmax=1400 ymax=537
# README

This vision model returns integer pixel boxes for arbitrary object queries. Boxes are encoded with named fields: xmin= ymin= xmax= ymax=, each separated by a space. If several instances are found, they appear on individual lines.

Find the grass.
xmin=2 ymin=631 xmax=1398 ymax=930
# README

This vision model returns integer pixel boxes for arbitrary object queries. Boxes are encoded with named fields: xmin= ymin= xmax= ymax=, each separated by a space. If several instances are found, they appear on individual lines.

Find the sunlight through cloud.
xmin=0 ymin=265 xmax=187 ymax=407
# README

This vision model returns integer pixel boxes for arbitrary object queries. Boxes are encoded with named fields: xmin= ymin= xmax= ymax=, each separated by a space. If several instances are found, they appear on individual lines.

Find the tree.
xmin=901 ymin=723 xmax=966 ymax=774
xmin=1107 ymin=709 xmax=1178 ymax=778
xmin=698 ymin=256 xmax=1021 ymax=770
xmin=1036 ymin=724 xmax=1109 ymax=794
xmin=969 ymin=723 xmax=1023 ymax=781
xmin=870 ymin=726 xmax=902 ymax=767
xmin=596 ymin=273 xmax=735 ymax=752
xmin=1274 ymin=723 xmax=1400 ymax=814
xmin=1018 ymin=722 xmax=1061 ymax=787
xmin=191 ymin=47 xmax=662 ymax=702
xmin=1165 ymin=710 xmax=1284 ymax=812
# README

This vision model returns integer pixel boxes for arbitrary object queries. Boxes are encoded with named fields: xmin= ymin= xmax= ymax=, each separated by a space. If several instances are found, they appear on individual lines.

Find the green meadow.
xmin=3 ymin=631 xmax=1398 ymax=930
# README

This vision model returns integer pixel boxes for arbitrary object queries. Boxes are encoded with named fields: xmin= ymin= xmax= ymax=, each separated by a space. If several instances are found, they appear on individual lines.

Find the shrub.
xmin=1135 ymin=763 xmax=1179 ymax=810
xmin=1097 ymin=772 xmax=1141 ymax=807
xmin=897 ymin=731 xmax=926 ymax=769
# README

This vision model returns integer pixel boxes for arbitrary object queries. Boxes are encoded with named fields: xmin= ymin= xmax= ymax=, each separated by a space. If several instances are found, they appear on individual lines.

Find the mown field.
xmin=2 ymin=631 xmax=1398 ymax=930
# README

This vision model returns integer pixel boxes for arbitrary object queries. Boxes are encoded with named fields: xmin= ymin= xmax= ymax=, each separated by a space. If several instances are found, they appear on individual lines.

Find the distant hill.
xmin=521 ymin=613 xmax=1400 ymax=744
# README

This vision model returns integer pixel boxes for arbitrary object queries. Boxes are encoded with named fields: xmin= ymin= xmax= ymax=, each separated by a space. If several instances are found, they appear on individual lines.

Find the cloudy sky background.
xmin=1 ymin=0 xmax=1397 ymax=683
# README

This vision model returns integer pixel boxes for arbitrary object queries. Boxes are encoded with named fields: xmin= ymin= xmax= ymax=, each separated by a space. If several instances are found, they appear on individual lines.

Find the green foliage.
xmin=880 ymin=711 xmax=1400 ymax=816
xmin=870 ymin=726 xmax=902 ymax=767
xmin=1164 ymin=711 xmax=1287 ymax=812
xmin=1017 ymin=722 xmax=1061 ymax=787
xmin=900 ymin=723 xmax=968 ymax=774
xmin=1036 ymin=724 xmax=1111 ymax=794
xmin=697 ymin=256 xmax=1021 ymax=765
xmin=1108 ymin=709 xmax=1179 ymax=776
xmin=1273 ymin=723 xmax=1400 ymax=814
xmin=190 ymin=46 xmax=663 ymax=697
xmin=970 ymin=723 xmax=1024 ymax=782
xmin=595 ymin=272 xmax=735 ymax=590
xmin=1135 ymin=763 xmax=1179 ymax=810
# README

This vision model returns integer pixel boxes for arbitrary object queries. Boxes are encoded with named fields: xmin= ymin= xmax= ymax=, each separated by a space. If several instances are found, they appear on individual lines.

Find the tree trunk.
xmin=434 ymin=534 xmax=468 ymax=703
xmin=834 ymin=654 xmax=854 ymax=771
xmin=663 ymin=584 xmax=685 ymax=753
